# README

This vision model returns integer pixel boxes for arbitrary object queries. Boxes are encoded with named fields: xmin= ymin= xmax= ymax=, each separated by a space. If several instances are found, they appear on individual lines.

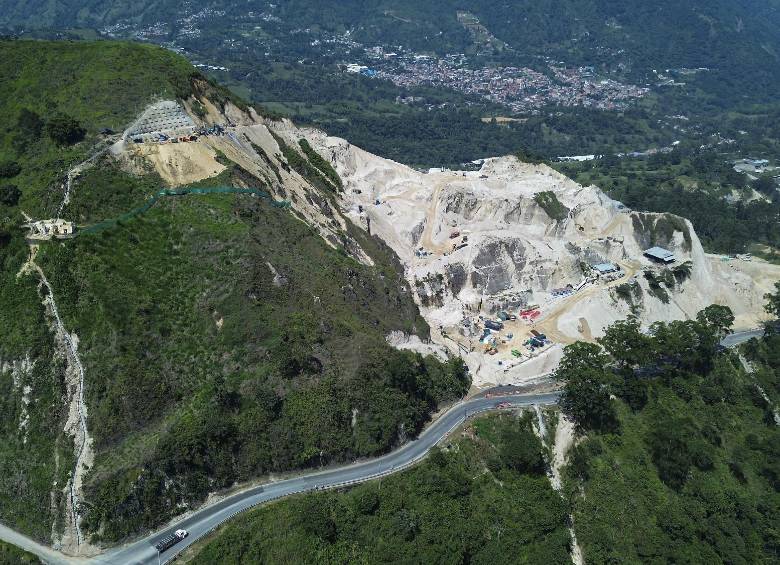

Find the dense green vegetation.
xmin=0 ymin=39 xmax=470 ymax=544
xmin=557 ymin=147 xmax=780 ymax=255
xmin=0 ymin=541 xmax=40 ymax=564
xmin=0 ymin=185 xmax=70 ymax=538
xmin=188 ymin=411 xmax=569 ymax=564
xmin=0 ymin=41 xmax=254 ymax=539
xmin=270 ymin=132 xmax=340 ymax=193
xmin=6 ymin=1 xmax=780 ymax=168
xmin=298 ymin=139 xmax=342 ymax=190
xmin=555 ymin=302 xmax=780 ymax=563
xmin=0 ymin=40 xmax=202 ymax=215
xmin=35 ymin=160 xmax=468 ymax=541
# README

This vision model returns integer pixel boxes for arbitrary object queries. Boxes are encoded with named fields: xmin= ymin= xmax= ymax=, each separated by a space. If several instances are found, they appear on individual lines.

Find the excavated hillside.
xmin=114 ymin=102 xmax=780 ymax=389
xmin=2 ymin=42 xmax=466 ymax=551
xmin=290 ymin=129 xmax=780 ymax=387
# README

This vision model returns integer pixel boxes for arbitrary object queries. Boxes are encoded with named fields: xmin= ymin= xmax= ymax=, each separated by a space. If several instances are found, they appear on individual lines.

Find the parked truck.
xmin=484 ymin=320 xmax=504 ymax=331
xmin=155 ymin=529 xmax=188 ymax=553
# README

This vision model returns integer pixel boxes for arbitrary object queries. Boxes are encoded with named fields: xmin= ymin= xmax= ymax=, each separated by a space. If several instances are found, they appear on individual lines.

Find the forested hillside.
xmin=0 ymin=39 xmax=468 ymax=544
xmin=184 ymin=412 xmax=570 ymax=564
xmin=3 ymin=1 xmax=780 ymax=173
xmin=184 ymin=293 xmax=780 ymax=564
xmin=556 ymin=298 xmax=780 ymax=563
xmin=3 ymin=1 xmax=779 ymax=88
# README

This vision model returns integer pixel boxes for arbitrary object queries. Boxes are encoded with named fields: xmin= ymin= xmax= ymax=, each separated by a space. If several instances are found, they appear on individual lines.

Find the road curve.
xmin=96 ymin=391 xmax=560 ymax=565
xmin=3 ymin=329 xmax=764 ymax=565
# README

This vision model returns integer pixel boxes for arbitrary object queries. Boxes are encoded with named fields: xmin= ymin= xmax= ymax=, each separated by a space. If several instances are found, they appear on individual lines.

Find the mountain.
xmin=0 ymin=39 xmax=467 ymax=551
xmin=2 ymin=1 xmax=779 ymax=81
xmin=0 ymin=35 xmax=778 ymax=562
xmin=3 ymin=0 xmax=779 ymax=177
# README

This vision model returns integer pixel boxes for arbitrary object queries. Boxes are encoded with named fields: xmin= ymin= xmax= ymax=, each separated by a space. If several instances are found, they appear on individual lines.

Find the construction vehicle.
xmin=484 ymin=320 xmax=504 ymax=331
xmin=155 ymin=529 xmax=188 ymax=553
xmin=511 ymin=349 xmax=522 ymax=358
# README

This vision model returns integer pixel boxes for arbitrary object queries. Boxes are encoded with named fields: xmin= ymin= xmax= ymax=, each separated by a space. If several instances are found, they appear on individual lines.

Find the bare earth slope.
xmin=294 ymin=130 xmax=779 ymax=387
xmin=115 ymin=102 xmax=778 ymax=390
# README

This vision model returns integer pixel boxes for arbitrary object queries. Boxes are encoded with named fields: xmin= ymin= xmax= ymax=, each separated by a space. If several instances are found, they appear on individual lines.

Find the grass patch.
xmin=533 ymin=190 xmax=569 ymax=221
xmin=0 ymin=541 xmax=41 ymax=564
xmin=298 ymin=139 xmax=342 ymax=189
xmin=270 ymin=131 xmax=339 ymax=193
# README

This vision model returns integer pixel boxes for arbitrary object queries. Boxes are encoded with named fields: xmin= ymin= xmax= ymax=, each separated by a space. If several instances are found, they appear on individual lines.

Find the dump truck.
xmin=155 ymin=529 xmax=188 ymax=553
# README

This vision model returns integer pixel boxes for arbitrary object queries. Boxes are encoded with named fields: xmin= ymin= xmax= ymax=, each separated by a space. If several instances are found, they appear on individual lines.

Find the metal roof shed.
xmin=644 ymin=246 xmax=676 ymax=263
xmin=594 ymin=263 xmax=619 ymax=274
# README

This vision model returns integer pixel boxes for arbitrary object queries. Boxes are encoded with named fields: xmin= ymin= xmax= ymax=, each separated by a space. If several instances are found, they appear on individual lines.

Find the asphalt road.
xmin=4 ymin=328 xmax=764 ymax=565
xmin=96 ymin=392 xmax=560 ymax=565
xmin=720 ymin=328 xmax=764 ymax=348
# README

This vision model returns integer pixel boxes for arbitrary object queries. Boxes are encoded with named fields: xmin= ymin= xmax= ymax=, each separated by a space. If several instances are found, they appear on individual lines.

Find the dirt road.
xmin=535 ymin=261 xmax=639 ymax=344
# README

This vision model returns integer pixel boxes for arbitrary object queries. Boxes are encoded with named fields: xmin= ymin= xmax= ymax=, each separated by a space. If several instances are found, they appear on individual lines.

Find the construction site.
xmin=294 ymin=129 xmax=780 ymax=388
xmin=23 ymin=218 xmax=75 ymax=241
xmin=53 ymin=96 xmax=780 ymax=390
xmin=124 ymin=100 xmax=196 ymax=142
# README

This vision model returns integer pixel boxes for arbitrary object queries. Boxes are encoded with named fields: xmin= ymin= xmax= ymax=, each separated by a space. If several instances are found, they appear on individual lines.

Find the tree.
xmin=499 ymin=415 xmax=545 ymax=475
xmin=765 ymin=282 xmax=780 ymax=317
xmin=274 ymin=311 xmax=323 ymax=377
xmin=13 ymin=108 xmax=43 ymax=151
xmin=696 ymin=304 xmax=735 ymax=337
xmin=0 ymin=184 xmax=21 ymax=207
xmin=555 ymin=343 xmax=618 ymax=433
xmin=598 ymin=316 xmax=655 ymax=368
xmin=753 ymin=174 xmax=777 ymax=195
xmin=45 ymin=113 xmax=86 ymax=146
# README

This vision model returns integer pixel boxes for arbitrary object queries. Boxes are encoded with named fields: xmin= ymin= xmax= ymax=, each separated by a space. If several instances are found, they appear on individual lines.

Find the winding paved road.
xmin=98 ymin=391 xmax=560 ymax=565
xmin=1 ymin=328 xmax=765 ymax=564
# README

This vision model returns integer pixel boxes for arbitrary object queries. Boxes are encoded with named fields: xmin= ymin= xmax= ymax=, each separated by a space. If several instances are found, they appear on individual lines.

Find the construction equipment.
xmin=511 ymin=349 xmax=522 ymax=357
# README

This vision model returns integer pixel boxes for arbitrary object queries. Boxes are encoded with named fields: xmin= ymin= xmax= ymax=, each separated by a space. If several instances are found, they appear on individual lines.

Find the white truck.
xmin=154 ymin=529 xmax=188 ymax=553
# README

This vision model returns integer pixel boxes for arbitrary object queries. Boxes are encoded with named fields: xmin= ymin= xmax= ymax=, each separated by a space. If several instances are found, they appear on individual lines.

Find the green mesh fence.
xmin=79 ymin=186 xmax=290 ymax=235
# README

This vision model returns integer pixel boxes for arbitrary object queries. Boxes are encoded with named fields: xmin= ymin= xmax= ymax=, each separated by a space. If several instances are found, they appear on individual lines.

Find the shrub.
xmin=45 ymin=113 xmax=86 ymax=146
xmin=0 ymin=161 xmax=21 ymax=178
xmin=0 ymin=184 xmax=21 ymax=206
xmin=534 ymin=191 xmax=569 ymax=221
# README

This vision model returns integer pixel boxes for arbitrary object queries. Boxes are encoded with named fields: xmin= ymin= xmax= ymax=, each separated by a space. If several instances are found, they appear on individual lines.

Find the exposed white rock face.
xmin=119 ymin=99 xmax=779 ymax=389
xmin=303 ymin=130 xmax=780 ymax=387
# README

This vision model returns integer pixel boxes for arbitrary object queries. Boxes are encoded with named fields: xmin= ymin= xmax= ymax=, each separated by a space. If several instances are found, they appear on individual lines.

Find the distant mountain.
xmin=2 ymin=1 xmax=779 ymax=78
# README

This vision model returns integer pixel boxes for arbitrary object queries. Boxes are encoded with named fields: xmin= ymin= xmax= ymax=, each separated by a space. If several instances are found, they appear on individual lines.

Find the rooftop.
xmin=593 ymin=262 xmax=619 ymax=273
xmin=644 ymin=246 xmax=676 ymax=262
